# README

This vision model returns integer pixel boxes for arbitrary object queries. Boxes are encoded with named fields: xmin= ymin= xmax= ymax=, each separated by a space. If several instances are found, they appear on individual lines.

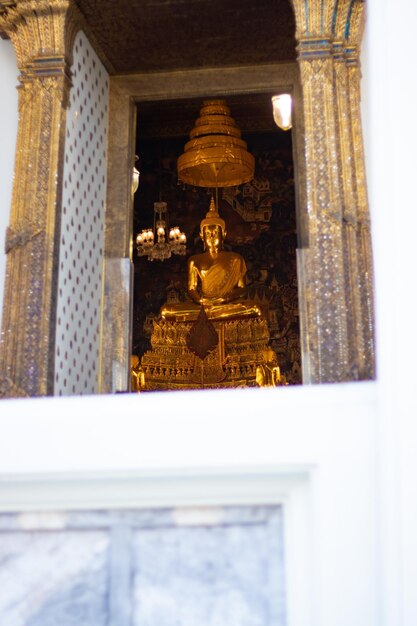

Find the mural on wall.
xmin=133 ymin=132 xmax=301 ymax=384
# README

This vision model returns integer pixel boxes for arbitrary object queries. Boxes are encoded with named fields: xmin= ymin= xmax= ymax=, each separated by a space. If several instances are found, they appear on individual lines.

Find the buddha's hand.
xmin=200 ymin=297 xmax=224 ymax=307
xmin=188 ymin=288 xmax=201 ymax=304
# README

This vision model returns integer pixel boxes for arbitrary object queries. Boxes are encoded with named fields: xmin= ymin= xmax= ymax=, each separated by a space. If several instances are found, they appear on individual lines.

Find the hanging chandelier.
xmin=177 ymin=99 xmax=255 ymax=188
xmin=136 ymin=201 xmax=186 ymax=261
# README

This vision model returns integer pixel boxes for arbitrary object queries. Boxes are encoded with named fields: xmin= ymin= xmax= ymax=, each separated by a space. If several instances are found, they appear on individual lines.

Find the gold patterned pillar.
xmin=292 ymin=0 xmax=374 ymax=383
xmin=0 ymin=0 xmax=79 ymax=397
xmin=346 ymin=4 xmax=375 ymax=379
xmin=333 ymin=37 xmax=365 ymax=379
xmin=297 ymin=35 xmax=350 ymax=382
xmin=333 ymin=0 xmax=375 ymax=380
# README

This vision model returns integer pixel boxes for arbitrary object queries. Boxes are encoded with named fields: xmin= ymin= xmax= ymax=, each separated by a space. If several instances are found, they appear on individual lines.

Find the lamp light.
xmin=271 ymin=94 xmax=292 ymax=131
xmin=132 ymin=155 xmax=140 ymax=194
xmin=136 ymin=201 xmax=186 ymax=262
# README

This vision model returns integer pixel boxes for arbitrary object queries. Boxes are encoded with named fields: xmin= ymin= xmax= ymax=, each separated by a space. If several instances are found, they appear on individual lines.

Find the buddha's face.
xmin=202 ymin=224 xmax=224 ymax=251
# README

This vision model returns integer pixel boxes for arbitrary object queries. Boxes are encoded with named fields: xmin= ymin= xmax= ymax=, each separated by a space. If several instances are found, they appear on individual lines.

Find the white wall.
xmin=0 ymin=382 xmax=379 ymax=626
xmin=365 ymin=1 xmax=417 ymax=624
xmin=0 ymin=39 xmax=18 ymax=330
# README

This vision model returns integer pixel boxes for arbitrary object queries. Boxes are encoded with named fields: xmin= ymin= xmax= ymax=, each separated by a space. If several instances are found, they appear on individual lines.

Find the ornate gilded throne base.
xmin=137 ymin=316 xmax=282 ymax=391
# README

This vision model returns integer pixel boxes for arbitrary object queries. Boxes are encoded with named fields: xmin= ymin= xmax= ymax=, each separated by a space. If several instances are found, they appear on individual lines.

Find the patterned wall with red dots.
xmin=54 ymin=31 xmax=109 ymax=396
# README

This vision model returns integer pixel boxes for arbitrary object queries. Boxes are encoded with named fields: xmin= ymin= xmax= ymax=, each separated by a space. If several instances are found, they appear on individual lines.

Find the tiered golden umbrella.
xmin=177 ymin=99 xmax=254 ymax=188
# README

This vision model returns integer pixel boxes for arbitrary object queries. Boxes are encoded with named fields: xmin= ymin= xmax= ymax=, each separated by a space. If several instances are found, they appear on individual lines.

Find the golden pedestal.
xmin=138 ymin=315 xmax=282 ymax=391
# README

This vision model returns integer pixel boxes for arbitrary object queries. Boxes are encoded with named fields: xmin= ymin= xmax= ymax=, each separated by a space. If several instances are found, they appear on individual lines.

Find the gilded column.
xmin=346 ymin=4 xmax=375 ymax=379
xmin=297 ymin=36 xmax=350 ymax=382
xmin=333 ymin=0 xmax=374 ymax=380
xmin=0 ymin=0 xmax=78 ymax=397
xmin=346 ymin=51 xmax=375 ymax=378
xmin=333 ymin=40 xmax=366 ymax=379
xmin=292 ymin=0 xmax=374 ymax=383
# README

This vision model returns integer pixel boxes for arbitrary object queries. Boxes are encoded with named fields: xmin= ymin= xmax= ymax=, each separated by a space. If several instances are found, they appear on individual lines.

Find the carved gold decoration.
xmin=0 ymin=0 xmax=80 ymax=397
xmin=0 ymin=375 xmax=29 ymax=398
xmin=0 ymin=0 xmax=79 ymax=71
xmin=347 ymin=1 xmax=366 ymax=48
xmin=292 ymin=3 xmax=330 ymax=41
xmin=4 ymin=223 xmax=43 ymax=254
xmin=334 ymin=0 xmax=352 ymax=41
xmin=140 ymin=315 xmax=282 ymax=390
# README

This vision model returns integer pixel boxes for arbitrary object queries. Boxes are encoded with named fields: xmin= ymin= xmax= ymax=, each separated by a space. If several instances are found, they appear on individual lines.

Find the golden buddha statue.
xmin=140 ymin=198 xmax=281 ymax=390
xmin=161 ymin=198 xmax=261 ymax=322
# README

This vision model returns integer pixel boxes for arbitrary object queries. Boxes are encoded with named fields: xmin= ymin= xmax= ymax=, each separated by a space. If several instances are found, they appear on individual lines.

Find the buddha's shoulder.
xmin=188 ymin=252 xmax=206 ymax=265
xmin=221 ymin=250 xmax=245 ymax=262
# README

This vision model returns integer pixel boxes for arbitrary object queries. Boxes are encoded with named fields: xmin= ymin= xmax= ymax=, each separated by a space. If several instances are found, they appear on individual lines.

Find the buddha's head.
xmin=202 ymin=223 xmax=224 ymax=252
xmin=200 ymin=197 xmax=226 ymax=251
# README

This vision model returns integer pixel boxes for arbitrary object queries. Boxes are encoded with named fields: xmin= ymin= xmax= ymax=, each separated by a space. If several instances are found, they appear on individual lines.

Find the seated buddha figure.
xmin=161 ymin=198 xmax=261 ymax=322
